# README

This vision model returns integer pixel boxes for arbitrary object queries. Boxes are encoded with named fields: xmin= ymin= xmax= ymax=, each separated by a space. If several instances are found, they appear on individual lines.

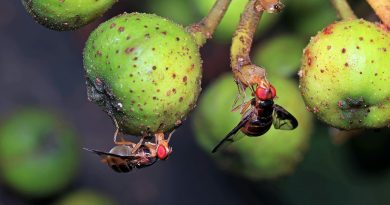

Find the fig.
xmin=0 ymin=108 xmax=79 ymax=197
xmin=22 ymin=0 xmax=117 ymax=31
xmin=84 ymin=13 xmax=202 ymax=135
xmin=299 ymin=19 xmax=390 ymax=130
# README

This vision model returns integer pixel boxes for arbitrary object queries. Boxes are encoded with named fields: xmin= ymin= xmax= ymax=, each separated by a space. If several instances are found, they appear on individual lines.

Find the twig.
xmin=330 ymin=0 xmax=357 ymax=20
xmin=186 ymin=0 xmax=232 ymax=46
xmin=366 ymin=0 xmax=390 ymax=27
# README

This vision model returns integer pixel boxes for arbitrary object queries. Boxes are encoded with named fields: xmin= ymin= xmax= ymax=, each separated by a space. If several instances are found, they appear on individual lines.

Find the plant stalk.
xmin=330 ymin=0 xmax=357 ymax=20
xmin=186 ymin=0 xmax=232 ymax=46
xmin=366 ymin=0 xmax=390 ymax=27
xmin=230 ymin=0 xmax=266 ymax=87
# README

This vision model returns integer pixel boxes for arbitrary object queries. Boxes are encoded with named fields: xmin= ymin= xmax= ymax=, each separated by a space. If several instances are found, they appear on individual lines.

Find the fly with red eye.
xmin=84 ymin=131 xmax=174 ymax=172
xmin=212 ymin=80 xmax=298 ymax=153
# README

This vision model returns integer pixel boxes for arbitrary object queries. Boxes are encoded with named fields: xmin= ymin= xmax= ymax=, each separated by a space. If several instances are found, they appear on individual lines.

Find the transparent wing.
xmin=211 ymin=113 xmax=251 ymax=153
xmin=272 ymin=104 xmax=298 ymax=130
xmin=83 ymin=148 xmax=139 ymax=160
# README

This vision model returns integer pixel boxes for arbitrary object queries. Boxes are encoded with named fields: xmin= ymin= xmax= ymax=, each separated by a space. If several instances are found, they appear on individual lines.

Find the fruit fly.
xmin=212 ymin=80 xmax=298 ymax=153
xmin=84 ymin=131 xmax=173 ymax=173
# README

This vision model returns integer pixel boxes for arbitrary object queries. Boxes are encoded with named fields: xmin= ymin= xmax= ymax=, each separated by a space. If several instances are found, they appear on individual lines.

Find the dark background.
xmin=0 ymin=1 xmax=389 ymax=205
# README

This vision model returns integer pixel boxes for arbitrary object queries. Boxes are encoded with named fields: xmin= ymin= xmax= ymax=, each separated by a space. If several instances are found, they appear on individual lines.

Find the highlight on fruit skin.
xmin=22 ymin=0 xmax=117 ymax=31
xmin=299 ymin=19 xmax=390 ymax=130
xmin=193 ymin=74 xmax=313 ymax=180
xmin=84 ymin=13 xmax=202 ymax=136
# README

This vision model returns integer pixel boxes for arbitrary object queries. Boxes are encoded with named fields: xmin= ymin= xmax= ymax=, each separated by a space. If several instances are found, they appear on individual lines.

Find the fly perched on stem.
xmin=212 ymin=79 xmax=298 ymax=153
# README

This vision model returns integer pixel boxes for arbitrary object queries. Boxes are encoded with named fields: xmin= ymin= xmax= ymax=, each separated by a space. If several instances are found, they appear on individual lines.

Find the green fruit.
xmin=254 ymin=34 xmax=305 ymax=77
xmin=147 ymin=0 xmax=198 ymax=25
xmin=299 ymin=19 xmax=390 ymax=130
xmin=84 ymin=13 xmax=202 ymax=135
xmin=193 ymin=74 xmax=312 ymax=180
xmin=0 ymin=108 xmax=79 ymax=197
xmin=56 ymin=190 xmax=116 ymax=205
xmin=194 ymin=0 xmax=279 ymax=41
xmin=22 ymin=0 xmax=117 ymax=31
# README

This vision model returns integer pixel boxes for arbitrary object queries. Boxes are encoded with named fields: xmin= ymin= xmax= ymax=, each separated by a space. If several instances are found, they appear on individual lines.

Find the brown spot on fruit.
xmin=342 ymin=48 xmax=346 ymax=53
xmin=125 ymin=47 xmax=135 ymax=54
xmin=118 ymin=27 xmax=125 ymax=32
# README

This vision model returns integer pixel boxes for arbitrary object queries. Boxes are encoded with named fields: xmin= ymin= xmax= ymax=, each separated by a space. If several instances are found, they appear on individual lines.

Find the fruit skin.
xmin=299 ymin=19 xmax=390 ymax=130
xmin=254 ymin=35 xmax=305 ymax=77
xmin=84 ymin=13 xmax=202 ymax=135
xmin=193 ymin=74 xmax=312 ymax=180
xmin=56 ymin=190 xmax=116 ymax=205
xmin=22 ymin=0 xmax=117 ymax=31
xmin=194 ymin=0 xmax=278 ymax=41
xmin=0 ymin=108 xmax=79 ymax=197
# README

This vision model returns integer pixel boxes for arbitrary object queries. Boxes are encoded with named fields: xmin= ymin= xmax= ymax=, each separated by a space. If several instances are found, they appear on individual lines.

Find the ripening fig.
xmin=22 ymin=0 xmax=117 ymax=31
xmin=84 ymin=13 xmax=202 ymax=136
xmin=299 ymin=19 xmax=390 ymax=130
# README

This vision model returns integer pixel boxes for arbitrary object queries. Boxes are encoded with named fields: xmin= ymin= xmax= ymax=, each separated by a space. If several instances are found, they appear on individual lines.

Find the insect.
xmin=212 ymin=80 xmax=298 ymax=153
xmin=84 ymin=132 xmax=173 ymax=173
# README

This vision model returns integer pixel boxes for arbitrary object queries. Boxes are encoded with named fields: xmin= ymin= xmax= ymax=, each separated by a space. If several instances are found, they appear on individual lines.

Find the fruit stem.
xmin=330 ymin=0 xmax=357 ymax=20
xmin=366 ymin=0 xmax=390 ymax=27
xmin=186 ymin=0 xmax=232 ymax=46
xmin=230 ymin=0 xmax=266 ymax=86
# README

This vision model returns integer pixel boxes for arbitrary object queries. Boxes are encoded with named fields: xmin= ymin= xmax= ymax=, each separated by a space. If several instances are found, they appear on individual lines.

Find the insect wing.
xmin=83 ymin=148 xmax=140 ymax=160
xmin=211 ymin=113 xmax=250 ymax=153
xmin=272 ymin=104 xmax=298 ymax=130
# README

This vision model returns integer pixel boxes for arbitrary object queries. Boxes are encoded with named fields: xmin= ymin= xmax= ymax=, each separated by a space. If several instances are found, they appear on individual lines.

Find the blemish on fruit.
xmin=341 ymin=48 xmax=346 ymax=53
xmin=110 ymin=23 xmax=116 ymax=28
xmin=125 ymin=47 xmax=135 ymax=54
xmin=327 ymin=45 xmax=331 ymax=50
xmin=118 ymin=27 xmax=125 ymax=32
xmin=172 ymin=73 xmax=176 ymax=79
xmin=161 ymin=31 xmax=167 ymax=35
xmin=323 ymin=25 xmax=333 ymax=35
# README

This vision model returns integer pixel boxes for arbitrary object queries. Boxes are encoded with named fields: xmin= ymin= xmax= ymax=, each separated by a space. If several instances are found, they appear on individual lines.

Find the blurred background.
xmin=0 ymin=0 xmax=389 ymax=205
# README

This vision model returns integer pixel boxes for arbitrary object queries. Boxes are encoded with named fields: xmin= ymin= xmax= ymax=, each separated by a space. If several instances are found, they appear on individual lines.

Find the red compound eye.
xmin=157 ymin=145 xmax=168 ymax=160
xmin=256 ymin=84 xmax=276 ymax=100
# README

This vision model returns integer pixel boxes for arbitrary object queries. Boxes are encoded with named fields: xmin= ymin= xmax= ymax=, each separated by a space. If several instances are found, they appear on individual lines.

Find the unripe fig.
xmin=0 ymin=108 xmax=79 ymax=197
xmin=193 ymin=74 xmax=312 ymax=180
xmin=299 ymin=19 xmax=390 ymax=130
xmin=22 ymin=0 xmax=117 ymax=31
xmin=84 ymin=13 xmax=202 ymax=135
